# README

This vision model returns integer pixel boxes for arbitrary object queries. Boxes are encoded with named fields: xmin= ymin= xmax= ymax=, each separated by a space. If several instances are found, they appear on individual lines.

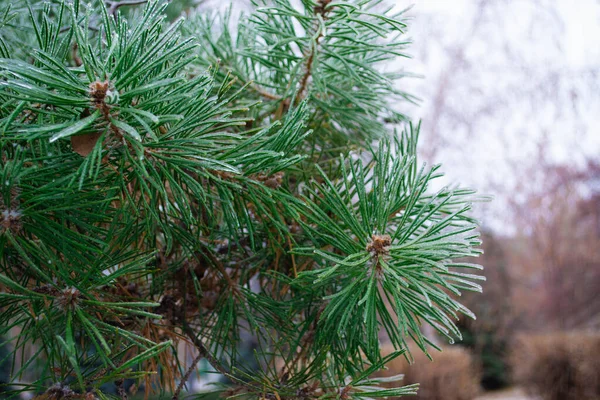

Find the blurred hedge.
xmin=512 ymin=332 xmax=600 ymax=400
xmin=377 ymin=345 xmax=480 ymax=400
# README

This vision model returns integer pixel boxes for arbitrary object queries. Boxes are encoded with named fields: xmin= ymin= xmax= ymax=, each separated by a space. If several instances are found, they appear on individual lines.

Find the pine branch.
xmin=0 ymin=0 xmax=487 ymax=398
xmin=297 ymin=0 xmax=332 ymax=101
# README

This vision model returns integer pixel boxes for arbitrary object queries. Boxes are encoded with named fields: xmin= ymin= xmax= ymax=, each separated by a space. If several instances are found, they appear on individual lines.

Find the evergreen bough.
xmin=0 ymin=0 xmax=486 ymax=398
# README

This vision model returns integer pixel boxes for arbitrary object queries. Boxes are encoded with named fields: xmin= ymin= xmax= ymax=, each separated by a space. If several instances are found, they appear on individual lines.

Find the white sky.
xmin=391 ymin=0 xmax=600 ymax=232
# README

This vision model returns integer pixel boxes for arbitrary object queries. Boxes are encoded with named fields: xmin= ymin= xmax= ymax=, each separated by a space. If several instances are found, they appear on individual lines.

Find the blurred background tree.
xmin=389 ymin=1 xmax=600 ymax=398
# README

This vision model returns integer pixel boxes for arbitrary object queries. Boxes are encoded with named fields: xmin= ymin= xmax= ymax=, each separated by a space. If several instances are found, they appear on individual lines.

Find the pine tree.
xmin=0 ymin=0 xmax=486 ymax=398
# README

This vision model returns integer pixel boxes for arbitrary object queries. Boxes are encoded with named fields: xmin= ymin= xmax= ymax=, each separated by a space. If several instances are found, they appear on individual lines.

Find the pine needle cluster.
xmin=0 ymin=0 xmax=486 ymax=399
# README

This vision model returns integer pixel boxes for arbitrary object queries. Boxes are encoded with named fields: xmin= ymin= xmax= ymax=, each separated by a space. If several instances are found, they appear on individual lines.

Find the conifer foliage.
xmin=0 ymin=0 xmax=485 ymax=398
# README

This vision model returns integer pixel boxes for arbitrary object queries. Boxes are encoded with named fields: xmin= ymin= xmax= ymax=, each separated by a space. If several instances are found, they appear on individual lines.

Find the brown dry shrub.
xmin=376 ymin=344 xmax=481 ymax=400
xmin=511 ymin=332 xmax=600 ymax=400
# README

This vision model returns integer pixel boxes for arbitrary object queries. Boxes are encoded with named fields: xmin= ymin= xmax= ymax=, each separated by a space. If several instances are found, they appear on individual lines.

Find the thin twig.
xmin=297 ymin=0 xmax=333 ymax=102
xmin=72 ymin=43 xmax=82 ymax=67
xmin=181 ymin=323 xmax=232 ymax=379
xmin=115 ymin=379 xmax=128 ymax=400
xmin=181 ymin=323 xmax=271 ymax=397
xmin=200 ymin=246 xmax=240 ymax=296
xmin=59 ymin=24 xmax=99 ymax=33
xmin=107 ymin=0 xmax=149 ymax=17
xmin=172 ymin=352 xmax=204 ymax=400
xmin=251 ymin=83 xmax=282 ymax=101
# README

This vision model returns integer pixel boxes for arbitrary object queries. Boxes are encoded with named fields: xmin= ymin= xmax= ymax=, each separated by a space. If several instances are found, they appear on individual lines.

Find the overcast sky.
xmin=391 ymin=0 xmax=600 ymax=231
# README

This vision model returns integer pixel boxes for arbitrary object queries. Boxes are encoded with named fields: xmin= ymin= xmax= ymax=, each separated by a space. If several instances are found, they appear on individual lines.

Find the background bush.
xmin=377 ymin=344 xmax=481 ymax=400
xmin=512 ymin=332 xmax=600 ymax=400
xmin=456 ymin=231 xmax=515 ymax=390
